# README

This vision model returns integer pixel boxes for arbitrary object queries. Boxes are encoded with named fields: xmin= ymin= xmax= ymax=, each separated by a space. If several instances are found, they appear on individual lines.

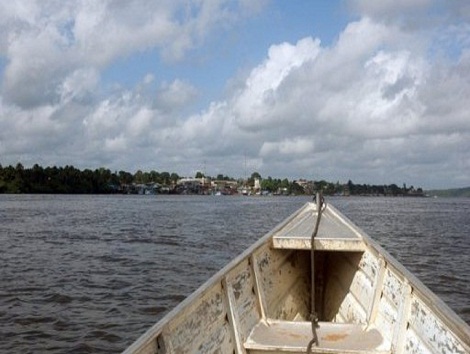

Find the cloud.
xmin=155 ymin=79 xmax=199 ymax=113
xmin=227 ymin=19 xmax=426 ymax=142
xmin=1 ymin=2 xmax=469 ymax=188
xmin=59 ymin=68 xmax=100 ymax=103
xmin=260 ymin=138 xmax=315 ymax=158
xmin=348 ymin=0 xmax=470 ymax=42
xmin=166 ymin=16 xmax=470 ymax=186
xmin=349 ymin=0 xmax=432 ymax=21
xmin=0 ymin=0 xmax=265 ymax=108
xmin=232 ymin=37 xmax=321 ymax=130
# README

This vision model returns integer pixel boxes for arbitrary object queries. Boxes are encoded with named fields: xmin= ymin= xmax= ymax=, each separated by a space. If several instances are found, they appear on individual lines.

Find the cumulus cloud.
xmin=225 ymin=19 xmax=427 ymax=145
xmin=155 ymin=79 xmax=199 ymax=113
xmin=166 ymin=15 xmax=470 ymax=187
xmin=233 ymin=37 xmax=321 ymax=130
xmin=0 ymin=0 xmax=262 ymax=108
xmin=0 ymin=0 xmax=265 ymax=166
xmin=1 ymin=1 xmax=469 ymax=188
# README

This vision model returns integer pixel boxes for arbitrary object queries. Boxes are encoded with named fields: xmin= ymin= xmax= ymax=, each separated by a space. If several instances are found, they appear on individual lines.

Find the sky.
xmin=1 ymin=0 xmax=470 ymax=189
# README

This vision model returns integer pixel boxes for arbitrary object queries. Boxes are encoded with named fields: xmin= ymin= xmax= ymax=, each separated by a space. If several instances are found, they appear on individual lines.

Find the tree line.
xmin=0 ymin=163 xmax=180 ymax=194
xmin=260 ymin=177 xmax=422 ymax=196
xmin=0 ymin=163 xmax=424 ymax=196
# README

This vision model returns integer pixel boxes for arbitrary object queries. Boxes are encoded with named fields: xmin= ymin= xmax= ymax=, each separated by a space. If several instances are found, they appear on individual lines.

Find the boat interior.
xmin=124 ymin=202 xmax=470 ymax=354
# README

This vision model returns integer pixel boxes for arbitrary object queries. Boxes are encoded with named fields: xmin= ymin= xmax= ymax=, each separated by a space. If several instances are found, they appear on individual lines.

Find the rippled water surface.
xmin=1 ymin=195 xmax=469 ymax=353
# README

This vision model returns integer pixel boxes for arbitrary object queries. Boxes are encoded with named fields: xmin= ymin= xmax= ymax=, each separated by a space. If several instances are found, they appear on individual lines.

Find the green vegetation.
xmin=0 ymin=163 xmax=179 ymax=194
xmin=0 ymin=163 xmax=427 ymax=196
xmin=426 ymin=187 xmax=470 ymax=198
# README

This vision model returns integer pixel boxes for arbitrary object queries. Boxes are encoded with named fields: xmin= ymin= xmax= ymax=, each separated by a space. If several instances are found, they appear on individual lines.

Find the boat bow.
xmin=124 ymin=202 xmax=470 ymax=354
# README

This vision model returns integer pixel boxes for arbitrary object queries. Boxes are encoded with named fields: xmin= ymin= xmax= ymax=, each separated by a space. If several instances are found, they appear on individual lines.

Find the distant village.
xmin=123 ymin=176 xmax=425 ymax=197
xmin=124 ymin=176 xmax=268 ymax=195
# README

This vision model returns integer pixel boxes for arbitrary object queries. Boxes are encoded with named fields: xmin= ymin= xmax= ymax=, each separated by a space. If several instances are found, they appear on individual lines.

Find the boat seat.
xmin=271 ymin=204 xmax=366 ymax=252
xmin=244 ymin=320 xmax=391 ymax=354
xmin=272 ymin=236 xmax=365 ymax=252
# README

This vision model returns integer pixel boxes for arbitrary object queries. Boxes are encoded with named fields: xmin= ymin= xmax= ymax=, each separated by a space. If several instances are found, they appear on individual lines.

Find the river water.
xmin=0 ymin=195 xmax=469 ymax=353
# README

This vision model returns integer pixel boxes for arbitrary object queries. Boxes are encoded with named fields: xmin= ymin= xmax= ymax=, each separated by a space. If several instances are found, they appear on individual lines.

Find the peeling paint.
xmin=409 ymin=297 xmax=467 ymax=354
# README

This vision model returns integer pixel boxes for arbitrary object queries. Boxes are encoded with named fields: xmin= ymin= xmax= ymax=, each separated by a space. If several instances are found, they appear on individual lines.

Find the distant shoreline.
xmin=424 ymin=187 xmax=470 ymax=198
xmin=0 ymin=162 xmax=450 ymax=197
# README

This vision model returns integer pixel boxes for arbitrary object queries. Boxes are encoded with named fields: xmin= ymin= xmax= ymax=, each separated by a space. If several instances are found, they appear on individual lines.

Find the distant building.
xmin=254 ymin=178 xmax=260 ymax=191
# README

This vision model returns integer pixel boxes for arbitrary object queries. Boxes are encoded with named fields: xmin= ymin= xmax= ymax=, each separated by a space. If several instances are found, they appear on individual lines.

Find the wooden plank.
xmin=256 ymin=248 xmax=310 ymax=320
xmin=350 ymin=270 xmax=374 ymax=313
xmin=251 ymin=253 xmax=267 ymax=320
xmin=392 ymin=281 xmax=412 ymax=354
xmin=382 ymin=269 xmax=404 ymax=309
xmin=273 ymin=203 xmax=363 ymax=241
xmin=358 ymin=251 xmax=380 ymax=283
xmin=222 ymin=278 xmax=246 ymax=354
xmin=225 ymin=259 xmax=261 ymax=343
xmin=166 ymin=282 xmax=233 ymax=353
xmin=272 ymin=237 xmax=365 ymax=251
xmin=408 ymin=296 xmax=468 ymax=354
xmin=375 ymin=295 xmax=398 ymax=344
xmin=403 ymin=326 xmax=434 ymax=354
xmin=155 ymin=330 xmax=175 ymax=354
xmin=367 ymin=256 xmax=386 ymax=325
xmin=338 ymin=292 xmax=368 ymax=324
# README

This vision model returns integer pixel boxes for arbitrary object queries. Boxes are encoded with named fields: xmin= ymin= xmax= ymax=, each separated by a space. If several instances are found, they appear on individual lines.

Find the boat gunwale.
xmin=123 ymin=202 xmax=470 ymax=353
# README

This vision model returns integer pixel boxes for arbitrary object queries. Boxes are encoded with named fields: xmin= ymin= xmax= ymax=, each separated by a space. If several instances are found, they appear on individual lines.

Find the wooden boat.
xmin=124 ymin=200 xmax=470 ymax=354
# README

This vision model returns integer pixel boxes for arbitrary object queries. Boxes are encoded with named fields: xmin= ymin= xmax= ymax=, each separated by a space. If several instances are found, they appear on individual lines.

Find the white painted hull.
xmin=124 ymin=202 xmax=470 ymax=354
